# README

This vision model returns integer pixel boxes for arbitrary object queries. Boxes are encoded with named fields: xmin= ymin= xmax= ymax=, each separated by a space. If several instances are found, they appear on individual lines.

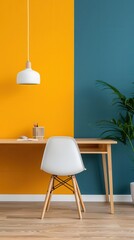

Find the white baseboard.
xmin=0 ymin=194 xmax=132 ymax=202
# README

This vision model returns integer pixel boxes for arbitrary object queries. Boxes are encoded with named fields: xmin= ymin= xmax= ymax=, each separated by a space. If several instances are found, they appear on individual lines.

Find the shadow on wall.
xmin=0 ymin=76 xmax=21 ymax=99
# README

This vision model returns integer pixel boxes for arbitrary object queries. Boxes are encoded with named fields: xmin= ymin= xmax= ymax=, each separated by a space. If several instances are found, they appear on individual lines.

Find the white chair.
xmin=41 ymin=136 xmax=86 ymax=219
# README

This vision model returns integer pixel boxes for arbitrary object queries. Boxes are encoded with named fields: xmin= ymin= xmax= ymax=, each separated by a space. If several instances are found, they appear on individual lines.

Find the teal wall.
xmin=75 ymin=0 xmax=134 ymax=194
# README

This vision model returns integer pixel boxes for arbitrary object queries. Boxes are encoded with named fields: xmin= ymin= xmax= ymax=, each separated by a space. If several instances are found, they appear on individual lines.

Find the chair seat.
xmin=41 ymin=136 xmax=86 ymax=175
xmin=43 ymin=167 xmax=86 ymax=176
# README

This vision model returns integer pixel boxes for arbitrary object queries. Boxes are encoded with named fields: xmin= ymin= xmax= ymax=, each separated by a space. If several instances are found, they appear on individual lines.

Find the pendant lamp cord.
xmin=27 ymin=0 xmax=30 ymax=62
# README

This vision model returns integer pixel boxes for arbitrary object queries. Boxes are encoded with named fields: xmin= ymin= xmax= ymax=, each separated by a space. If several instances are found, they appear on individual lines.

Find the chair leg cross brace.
xmin=41 ymin=175 xmax=86 ymax=219
xmin=52 ymin=176 xmax=74 ymax=192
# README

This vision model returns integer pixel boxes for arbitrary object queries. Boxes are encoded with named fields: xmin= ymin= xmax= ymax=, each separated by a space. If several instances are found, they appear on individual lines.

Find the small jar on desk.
xmin=33 ymin=126 xmax=44 ymax=139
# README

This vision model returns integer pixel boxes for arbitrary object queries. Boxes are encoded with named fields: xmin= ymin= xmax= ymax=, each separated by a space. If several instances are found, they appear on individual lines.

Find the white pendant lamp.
xmin=17 ymin=0 xmax=40 ymax=85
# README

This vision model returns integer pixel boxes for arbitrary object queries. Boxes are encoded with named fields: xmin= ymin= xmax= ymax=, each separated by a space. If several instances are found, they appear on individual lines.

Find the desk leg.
xmin=107 ymin=144 xmax=114 ymax=214
xmin=102 ymin=154 xmax=109 ymax=202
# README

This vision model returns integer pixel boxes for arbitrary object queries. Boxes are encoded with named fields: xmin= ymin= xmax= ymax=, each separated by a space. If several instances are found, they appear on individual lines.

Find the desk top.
xmin=0 ymin=138 xmax=117 ymax=144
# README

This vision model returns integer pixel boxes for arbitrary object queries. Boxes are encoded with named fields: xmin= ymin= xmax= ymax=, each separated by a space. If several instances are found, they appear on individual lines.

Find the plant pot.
xmin=130 ymin=182 xmax=134 ymax=203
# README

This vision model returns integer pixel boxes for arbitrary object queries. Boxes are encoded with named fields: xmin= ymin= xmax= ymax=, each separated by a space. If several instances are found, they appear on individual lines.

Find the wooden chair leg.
xmin=46 ymin=179 xmax=54 ymax=211
xmin=41 ymin=175 xmax=54 ymax=219
xmin=74 ymin=177 xmax=86 ymax=212
xmin=46 ymin=193 xmax=52 ymax=211
xmin=72 ymin=175 xmax=82 ymax=219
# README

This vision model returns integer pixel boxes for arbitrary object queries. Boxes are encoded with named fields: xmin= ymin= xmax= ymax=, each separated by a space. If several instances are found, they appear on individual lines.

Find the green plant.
xmin=96 ymin=80 xmax=134 ymax=153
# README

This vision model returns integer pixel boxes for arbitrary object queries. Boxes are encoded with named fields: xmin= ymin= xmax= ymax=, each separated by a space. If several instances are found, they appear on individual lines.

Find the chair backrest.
xmin=41 ymin=136 xmax=86 ymax=176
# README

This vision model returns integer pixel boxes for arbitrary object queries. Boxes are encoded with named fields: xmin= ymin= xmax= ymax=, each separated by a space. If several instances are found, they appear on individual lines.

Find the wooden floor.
xmin=0 ymin=202 xmax=134 ymax=239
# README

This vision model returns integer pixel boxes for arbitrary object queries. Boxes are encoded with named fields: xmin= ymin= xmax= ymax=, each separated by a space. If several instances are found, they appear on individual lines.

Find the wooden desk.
xmin=0 ymin=138 xmax=117 ymax=214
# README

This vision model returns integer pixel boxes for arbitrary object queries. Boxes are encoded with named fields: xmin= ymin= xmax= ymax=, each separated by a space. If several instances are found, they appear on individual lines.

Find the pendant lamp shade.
xmin=17 ymin=0 xmax=40 ymax=85
xmin=17 ymin=61 xmax=40 ymax=85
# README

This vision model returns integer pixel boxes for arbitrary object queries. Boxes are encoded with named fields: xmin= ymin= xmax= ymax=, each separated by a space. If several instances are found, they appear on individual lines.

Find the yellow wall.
xmin=0 ymin=0 xmax=74 ymax=193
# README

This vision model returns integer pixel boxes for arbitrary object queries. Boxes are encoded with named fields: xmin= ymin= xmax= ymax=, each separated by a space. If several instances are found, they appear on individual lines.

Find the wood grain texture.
xmin=0 ymin=202 xmax=133 ymax=239
xmin=0 ymin=138 xmax=117 ymax=145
